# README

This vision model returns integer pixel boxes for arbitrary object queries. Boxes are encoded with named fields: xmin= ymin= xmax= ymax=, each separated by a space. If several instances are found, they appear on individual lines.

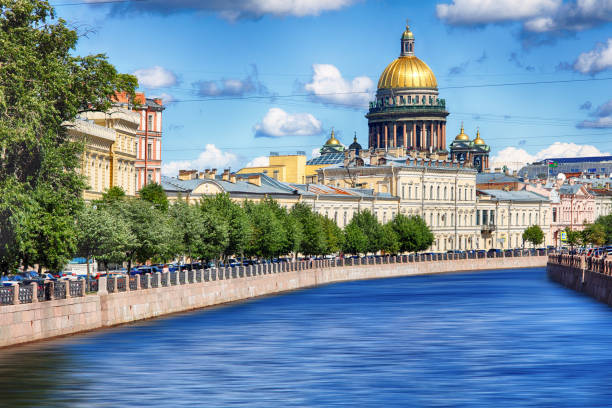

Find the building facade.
xmin=115 ymin=92 xmax=165 ymax=190
xmin=67 ymin=107 xmax=140 ymax=200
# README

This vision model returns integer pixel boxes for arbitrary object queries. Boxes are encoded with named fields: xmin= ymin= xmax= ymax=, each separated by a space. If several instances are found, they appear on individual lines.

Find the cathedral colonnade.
xmin=368 ymin=120 xmax=446 ymax=150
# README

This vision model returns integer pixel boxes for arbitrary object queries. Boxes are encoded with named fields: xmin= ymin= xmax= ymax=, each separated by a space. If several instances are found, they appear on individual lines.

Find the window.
xmin=402 ymin=185 xmax=405 ymax=199
xmin=437 ymin=186 xmax=440 ymax=200
xmin=408 ymin=186 xmax=412 ymax=199
xmin=147 ymin=143 xmax=152 ymax=160
xmin=147 ymin=170 xmax=153 ymax=183
xmin=476 ymin=210 xmax=481 ymax=225
xmin=459 ymin=188 xmax=462 ymax=201
xmin=430 ymin=185 xmax=433 ymax=199
xmin=444 ymin=186 xmax=447 ymax=200
xmin=415 ymin=186 xmax=418 ymax=198
xmin=343 ymin=211 xmax=347 ymax=226
xmin=134 ymin=141 xmax=138 ymax=156
xmin=147 ymin=114 xmax=153 ymax=131
xmin=553 ymin=207 xmax=557 ymax=222
xmin=451 ymin=187 xmax=454 ymax=199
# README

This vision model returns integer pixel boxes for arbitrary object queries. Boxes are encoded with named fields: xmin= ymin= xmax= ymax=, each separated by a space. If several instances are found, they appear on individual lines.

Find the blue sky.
xmin=53 ymin=0 xmax=612 ymax=173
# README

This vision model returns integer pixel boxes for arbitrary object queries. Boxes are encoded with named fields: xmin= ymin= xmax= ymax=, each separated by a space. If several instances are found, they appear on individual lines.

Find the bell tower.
xmin=400 ymin=20 xmax=415 ymax=57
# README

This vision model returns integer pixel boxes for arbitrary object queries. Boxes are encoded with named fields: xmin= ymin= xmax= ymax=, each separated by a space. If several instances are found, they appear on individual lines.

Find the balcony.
xmin=367 ymin=99 xmax=447 ymax=115
xmin=481 ymin=223 xmax=496 ymax=234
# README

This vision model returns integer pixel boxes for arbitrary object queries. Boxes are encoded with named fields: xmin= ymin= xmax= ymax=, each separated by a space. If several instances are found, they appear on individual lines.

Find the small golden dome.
xmin=377 ymin=56 xmax=437 ymax=89
xmin=402 ymin=24 xmax=414 ymax=40
xmin=455 ymin=123 xmax=469 ymax=141
xmin=473 ymin=128 xmax=485 ymax=145
xmin=325 ymin=129 xmax=340 ymax=145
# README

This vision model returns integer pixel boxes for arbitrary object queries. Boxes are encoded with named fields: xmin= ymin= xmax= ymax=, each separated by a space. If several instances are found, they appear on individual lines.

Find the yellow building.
xmin=237 ymin=129 xmax=353 ymax=183
xmin=66 ymin=108 xmax=139 ymax=200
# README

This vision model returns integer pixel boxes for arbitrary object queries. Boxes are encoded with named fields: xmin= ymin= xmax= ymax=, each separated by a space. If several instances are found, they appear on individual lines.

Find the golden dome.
xmin=455 ymin=124 xmax=469 ymax=141
xmin=325 ymin=129 xmax=340 ymax=145
xmin=377 ymin=56 xmax=437 ymax=89
xmin=473 ymin=128 xmax=485 ymax=145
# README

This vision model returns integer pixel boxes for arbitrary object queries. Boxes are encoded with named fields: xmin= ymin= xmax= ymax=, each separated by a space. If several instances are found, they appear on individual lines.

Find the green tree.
xmin=522 ymin=225 xmax=544 ymax=248
xmin=342 ymin=222 xmax=368 ymax=255
xmin=244 ymin=200 xmax=285 ymax=259
xmin=76 ymin=203 xmax=133 ymax=275
xmin=380 ymin=223 xmax=400 ymax=254
xmin=291 ymin=203 xmax=326 ymax=256
xmin=564 ymin=228 xmax=581 ymax=249
xmin=101 ymin=186 xmax=126 ymax=203
xmin=321 ymin=215 xmax=344 ymax=255
xmin=114 ymin=199 xmax=178 ymax=271
xmin=263 ymin=198 xmax=303 ymax=258
xmin=138 ymin=182 xmax=169 ymax=212
xmin=350 ymin=210 xmax=384 ymax=254
xmin=390 ymin=214 xmax=434 ymax=253
xmin=200 ymin=194 xmax=252 ymax=259
xmin=0 ymin=0 xmax=136 ymax=271
xmin=594 ymin=214 xmax=612 ymax=244
xmin=582 ymin=223 xmax=606 ymax=247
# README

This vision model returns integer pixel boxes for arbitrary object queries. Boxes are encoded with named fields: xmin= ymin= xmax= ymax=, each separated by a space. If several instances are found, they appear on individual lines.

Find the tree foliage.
xmin=138 ymin=182 xmax=169 ymax=212
xmin=522 ymin=225 xmax=544 ymax=248
xmin=390 ymin=214 xmax=434 ymax=253
xmin=581 ymin=223 xmax=606 ymax=247
xmin=0 ymin=0 xmax=136 ymax=271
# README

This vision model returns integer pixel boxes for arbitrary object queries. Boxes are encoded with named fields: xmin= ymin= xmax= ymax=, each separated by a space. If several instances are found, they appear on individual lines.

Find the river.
xmin=2 ymin=267 xmax=612 ymax=407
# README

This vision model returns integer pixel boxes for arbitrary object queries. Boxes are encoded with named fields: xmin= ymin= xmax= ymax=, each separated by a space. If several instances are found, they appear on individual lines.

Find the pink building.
xmin=115 ymin=92 xmax=165 ymax=190
xmin=527 ymin=181 xmax=595 ymax=246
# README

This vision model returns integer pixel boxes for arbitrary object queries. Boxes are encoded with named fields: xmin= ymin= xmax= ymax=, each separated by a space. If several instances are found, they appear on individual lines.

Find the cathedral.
xmin=364 ymin=23 xmax=489 ymax=172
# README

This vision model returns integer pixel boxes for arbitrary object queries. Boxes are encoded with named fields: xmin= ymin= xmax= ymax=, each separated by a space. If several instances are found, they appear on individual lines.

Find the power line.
xmin=53 ymin=0 xmax=148 ymax=6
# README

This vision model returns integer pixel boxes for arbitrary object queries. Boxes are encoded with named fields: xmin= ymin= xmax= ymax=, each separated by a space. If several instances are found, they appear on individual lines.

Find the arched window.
xmin=444 ymin=186 xmax=447 ymax=200
xmin=437 ymin=186 xmax=440 ymax=200
xmin=429 ymin=185 xmax=433 ymax=199
xmin=408 ymin=186 xmax=412 ymax=199
xmin=459 ymin=188 xmax=462 ymax=201
xmin=522 ymin=213 xmax=526 ymax=225
xmin=451 ymin=187 xmax=454 ymax=199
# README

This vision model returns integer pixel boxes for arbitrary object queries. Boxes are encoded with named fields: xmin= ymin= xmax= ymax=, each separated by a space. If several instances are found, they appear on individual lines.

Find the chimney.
xmin=248 ymin=174 xmax=261 ymax=186
xmin=178 ymin=170 xmax=197 ymax=180
xmin=229 ymin=173 xmax=237 ymax=183
xmin=222 ymin=168 xmax=230 ymax=181
xmin=210 ymin=168 xmax=217 ymax=178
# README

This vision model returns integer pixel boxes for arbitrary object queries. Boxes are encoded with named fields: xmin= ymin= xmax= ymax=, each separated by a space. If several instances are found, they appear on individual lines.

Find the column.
xmin=403 ymin=122 xmax=408 ymax=148
xmin=384 ymin=124 xmax=388 ymax=148
xmin=376 ymin=125 xmax=380 ymax=149
xmin=412 ymin=122 xmax=416 ymax=148
xmin=442 ymin=123 xmax=446 ymax=150
xmin=430 ymin=122 xmax=434 ymax=149
xmin=437 ymin=122 xmax=441 ymax=149
xmin=393 ymin=123 xmax=397 ymax=148
xmin=421 ymin=122 xmax=426 ymax=149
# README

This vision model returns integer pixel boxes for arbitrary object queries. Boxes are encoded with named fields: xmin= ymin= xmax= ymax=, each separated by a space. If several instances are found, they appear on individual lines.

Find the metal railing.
xmin=19 ymin=285 xmax=33 ymax=304
xmin=54 ymin=282 xmax=66 ymax=300
xmin=0 ymin=286 xmax=14 ymax=305
xmin=69 ymin=281 xmax=83 ymax=298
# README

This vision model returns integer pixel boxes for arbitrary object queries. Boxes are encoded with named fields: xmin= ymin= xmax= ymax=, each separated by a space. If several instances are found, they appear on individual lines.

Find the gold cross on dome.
xmin=406 ymin=18 xmax=410 ymax=29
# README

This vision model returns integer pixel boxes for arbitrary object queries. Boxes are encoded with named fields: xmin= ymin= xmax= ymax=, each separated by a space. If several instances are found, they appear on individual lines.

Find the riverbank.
xmin=0 ymin=255 xmax=547 ymax=348
xmin=547 ymin=254 xmax=612 ymax=306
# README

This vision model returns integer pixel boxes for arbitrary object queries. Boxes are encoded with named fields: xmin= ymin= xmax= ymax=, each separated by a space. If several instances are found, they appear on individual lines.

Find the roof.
xmin=478 ymin=189 xmax=549 ymax=202
xmin=558 ymin=184 xmax=583 ymax=195
xmin=476 ymin=172 xmax=523 ymax=184
xmin=307 ymin=152 xmax=344 ymax=165
xmin=536 ymin=156 xmax=612 ymax=164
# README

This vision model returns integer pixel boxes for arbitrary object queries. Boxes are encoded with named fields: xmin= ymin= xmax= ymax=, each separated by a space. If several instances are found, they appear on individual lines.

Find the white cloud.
xmin=304 ymin=64 xmax=374 ymax=108
xmin=311 ymin=148 xmax=321 ymax=159
xmin=89 ymin=0 xmax=358 ymax=20
xmin=193 ymin=65 xmax=267 ymax=97
xmin=572 ymin=38 xmax=612 ymax=74
xmin=133 ymin=66 xmax=178 ymax=89
xmin=436 ymin=0 xmax=560 ymax=25
xmin=490 ymin=142 xmax=610 ymax=171
xmin=245 ymin=156 xmax=270 ymax=167
xmin=162 ymin=144 xmax=239 ymax=176
xmin=254 ymin=108 xmax=322 ymax=138
xmin=436 ymin=0 xmax=612 ymax=34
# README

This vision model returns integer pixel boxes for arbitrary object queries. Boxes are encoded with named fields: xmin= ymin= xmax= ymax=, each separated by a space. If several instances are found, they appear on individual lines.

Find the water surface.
xmin=1 ymin=267 xmax=612 ymax=407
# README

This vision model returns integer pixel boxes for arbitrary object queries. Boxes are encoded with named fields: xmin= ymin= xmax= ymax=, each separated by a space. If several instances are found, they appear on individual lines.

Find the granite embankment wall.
xmin=547 ymin=255 xmax=612 ymax=305
xmin=1 ymin=255 xmax=547 ymax=348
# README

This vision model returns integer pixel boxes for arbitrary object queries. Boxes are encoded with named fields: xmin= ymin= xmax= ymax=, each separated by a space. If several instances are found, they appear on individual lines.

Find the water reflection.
xmin=2 ymin=268 xmax=612 ymax=407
